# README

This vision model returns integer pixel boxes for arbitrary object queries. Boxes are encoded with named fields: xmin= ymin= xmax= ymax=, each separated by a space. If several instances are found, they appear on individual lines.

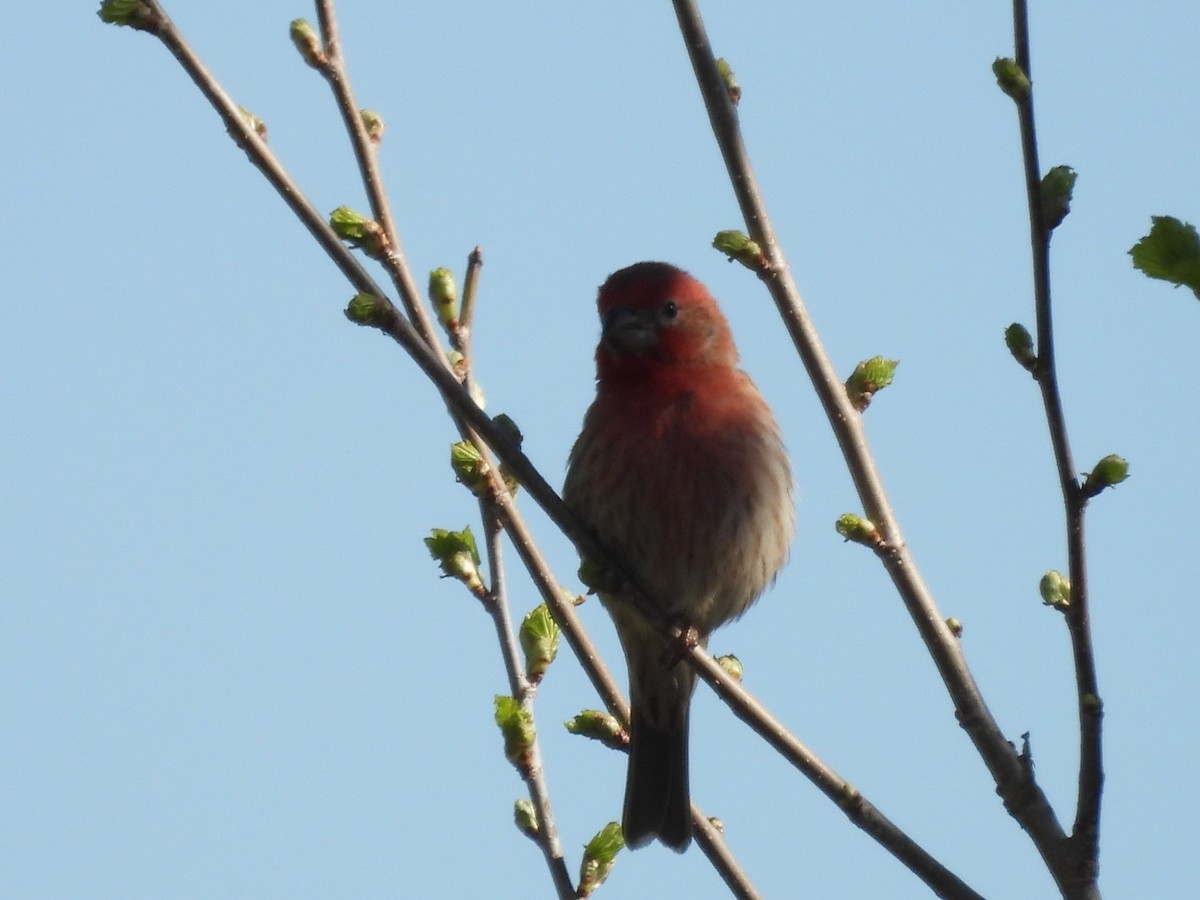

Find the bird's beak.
xmin=601 ymin=306 xmax=657 ymax=355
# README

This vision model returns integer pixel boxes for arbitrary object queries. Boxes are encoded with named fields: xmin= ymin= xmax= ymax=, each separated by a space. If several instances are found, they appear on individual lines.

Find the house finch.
xmin=563 ymin=262 xmax=794 ymax=852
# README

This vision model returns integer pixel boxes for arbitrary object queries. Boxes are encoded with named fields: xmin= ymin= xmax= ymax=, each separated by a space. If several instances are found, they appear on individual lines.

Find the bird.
xmin=563 ymin=261 xmax=794 ymax=851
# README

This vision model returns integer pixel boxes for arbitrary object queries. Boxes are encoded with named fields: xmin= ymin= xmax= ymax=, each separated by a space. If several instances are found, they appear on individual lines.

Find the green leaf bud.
xmin=579 ymin=822 xmax=625 ymax=897
xmin=494 ymin=695 xmax=536 ymax=771
xmin=845 ymin=356 xmax=899 ymax=411
xmin=835 ymin=514 xmax=882 ymax=548
xmin=716 ymin=654 xmax=744 ymax=682
xmin=565 ymin=709 xmax=627 ymax=751
xmin=1081 ymin=454 xmax=1130 ymax=498
xmin=97 ymin=0 xmax=161 ymax=32
xmin=428 ymin=267 xmax=458 ymax=329
xmin=716 ymin=58 xmax=742 ymax=106
xmin=1039 ymin=569 xmax=1071 ymax=611
xmin=992 ymin=57 xmax=1030 ymax=101
xmin=712 ymin=229 xmax=769 ymax=272
xmin=360 ymin=109 xmax=385 ymax=144
xmin=289 ymin=18 xmax=327 ymax=69
xmin=514 ymin=798 xmax=539 ymax=840
xmin=519 ymin=603 xmax=560 ymax=683
xmin=424 ymin=526 xmax=485 ymax=598
xmin=1004 ymin=323 xmax=1037 ymax=372
xmin=1040 ymin=165 xmax=1077 ymax=231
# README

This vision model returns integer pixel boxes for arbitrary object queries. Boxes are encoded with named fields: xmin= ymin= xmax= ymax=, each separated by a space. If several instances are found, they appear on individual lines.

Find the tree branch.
xmin=1009 ymin=0 xmax=1103 ymax=893
xmin=670 ymin=0 xmax=1084 ymax=893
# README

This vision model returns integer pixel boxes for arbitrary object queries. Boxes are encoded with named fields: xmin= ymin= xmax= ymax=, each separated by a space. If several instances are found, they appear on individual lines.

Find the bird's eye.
xmin=661 ymin=300 xmax=679 ymax=321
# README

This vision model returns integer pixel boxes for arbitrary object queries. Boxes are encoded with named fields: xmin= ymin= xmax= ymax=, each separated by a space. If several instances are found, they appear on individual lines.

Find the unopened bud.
xmin=1039 ymin=569 xmax=1071 ymax=611
xmin=360 ymin=109 xmax=385 ymax=144
xmin=514 ymin=798 xmax=539 ymax=839
xmin=1004 ymin=323 xmax=1037 ymax=372
xmin=992 ymin=57 xmax=1030 ymax=101
xmin=289 ymin=18 xmax=327 ymax=69
xmin=1081 ymin=454 xmax=1129 ymax=498
xmin=835 ymin=514 xmax=882 ymax=548
xmin=716 ymin=58 xmax=742 ymax=106
xmin=716 ymin=654 xmax=744 ymax=682
xmin=1040 ymin=166 xmax=1077 ymax=231
xmin=712 ymin=229 xmax=769 ymax=272
xmin=565 ymin=710 xmax=627 ymax=750
xmin=428 ymin=267 xmax=458 ymax=329
xmin=494 ymin=696 xmax=535 ymax=771
xmin=845 ymin=356 xmax=899 ymax=411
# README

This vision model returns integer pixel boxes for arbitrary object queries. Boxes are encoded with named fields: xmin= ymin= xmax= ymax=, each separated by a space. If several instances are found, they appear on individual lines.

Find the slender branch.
xmin=1010 ymin=1 xmax=1103 ymax=892
xmin=686 ymin=652 xmax=984 ymax=900
xmin=670 ymin=0 xmax=1081 ymax=891
xmin=458 ymin=246 xmax=484 ymax=345
xmin=454 ymin=247 xmax=484 ymax=402
xmin=313 ymin=0 xmax=442 ymax=353
xmin=479 ymin=513 xmax=575 ymax=899
xmin=690 ymin=816 xmax=762 ymax=900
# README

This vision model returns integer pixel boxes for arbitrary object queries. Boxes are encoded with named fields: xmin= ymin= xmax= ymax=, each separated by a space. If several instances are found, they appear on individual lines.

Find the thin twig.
xmin=480 ymin=512 xmax=575 ymax=899
xmin=1010 ymin=1 xmax=1103 ymax=893
xmin=670 ymin=0 xmax=1075 ymax=893
xmin=314 ymin=0 xmax=442 ymax=353
xmin=686 ymin=652 xmax=983 ymax=900
xmin=690 ymin=816 xmax=762 ymax=900
xmin=454 ymin=247 xmax=484 ymax=401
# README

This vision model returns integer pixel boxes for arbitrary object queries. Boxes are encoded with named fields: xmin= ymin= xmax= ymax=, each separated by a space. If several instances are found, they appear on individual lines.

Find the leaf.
xmin=1129 ymin=216 xmax=1200 ymax=301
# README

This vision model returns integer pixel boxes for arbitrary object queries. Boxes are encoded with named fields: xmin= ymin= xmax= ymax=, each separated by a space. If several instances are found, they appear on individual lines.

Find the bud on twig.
xmin=716 ymin=58 xmax=742 ymax=106
xmin=235 ymin=106 xmax=268 ymax=141
xmin=565 ymin=710 xmax=627 ymax=751
xmin=360 ymin=109 xmax=385 ymax=144
xmin=514 ymin=798 xmax=540 ymax=840
xmin=1081 ymin=454 xmax=1130 ymax=498
xmin=712 ymin=229 xmax=769 ymax=272
xmin=836 ymin=514 xmax=883 ymax=548
xmin=519 ymin=603 xmax=560 ymax=683
xmin=329 ymin=205 xmax=390 ymax=258
xmin=1004 ymin=323 xmax=1037 ymax=372
xmin=1039 ymin=569 xmax=1071 ymax=611
xmin=97 ymin=0 xmax=162 ymax=32
xmin=1040 ymin=166 xmax=1077 ymax=231
xmin=716 ymin=654 xmax=744 ymax=682
xmin=424 ymin=526 xmax=486 ymax=599
xmin=946 ymin=617 xmax=963 ymax=638
xmin=579 ymin=822 xmax=624 ymax=897
xmin=494 ymin=696 xmax=536 ymax=771
xmin=344 ymin=292 xmax=386 ymax=327
xmin=450 ymin=440 xmax=489 ymax=497
xmin=992 ymin=57 xmax=1030 ymax=101
xmin=289 ymin=18 xmax=328 ymax=69
xmin=845 ymin=356 xmax=898 ymax=411
xmin=428 ymin=267 xmax=458 ymax=330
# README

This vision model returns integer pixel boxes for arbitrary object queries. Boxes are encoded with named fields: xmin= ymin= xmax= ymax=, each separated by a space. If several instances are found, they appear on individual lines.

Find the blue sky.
xmin=4 ymin=3 xmax=1198 ymax=898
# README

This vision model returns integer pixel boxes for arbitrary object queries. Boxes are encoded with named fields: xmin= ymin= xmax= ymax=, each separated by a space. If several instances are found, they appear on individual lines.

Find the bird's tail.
xmin=622 ymin=654 xmax=695 ymax=852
